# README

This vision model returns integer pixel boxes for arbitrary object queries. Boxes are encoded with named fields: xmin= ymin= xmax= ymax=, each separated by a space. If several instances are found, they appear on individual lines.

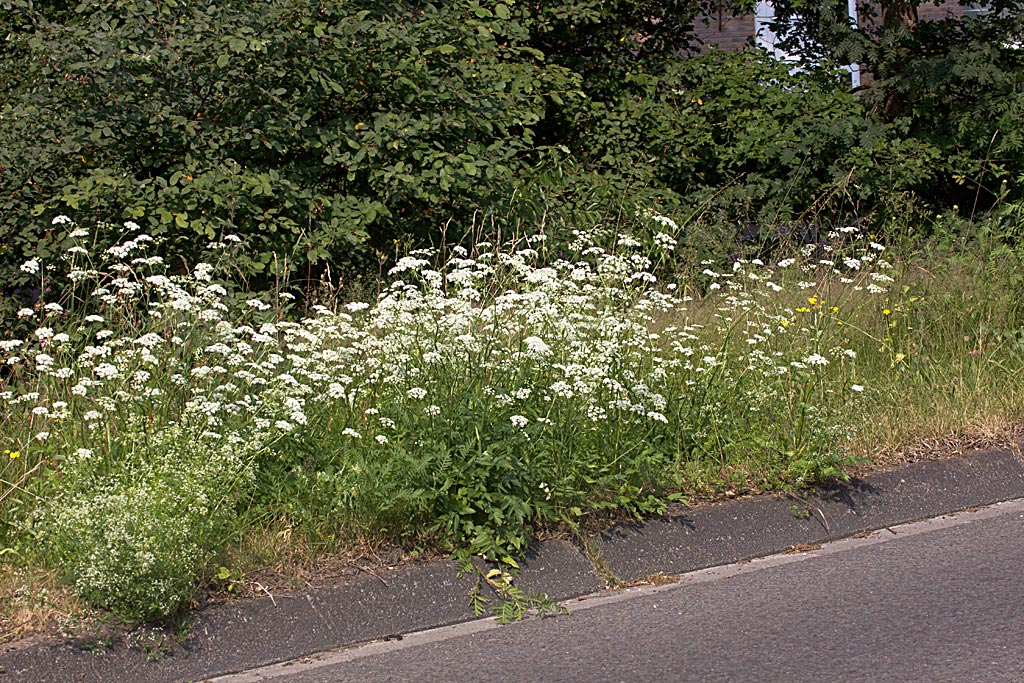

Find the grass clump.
xmin=0 ymin=213 xmax=1021 ymax=626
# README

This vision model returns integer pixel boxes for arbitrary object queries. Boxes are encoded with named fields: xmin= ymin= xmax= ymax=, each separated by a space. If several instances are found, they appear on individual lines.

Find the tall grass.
xmin=0 ymin=214 xmax=1021 ymax=624
xmin=845 ymin=249 xmax=1024 ymax=458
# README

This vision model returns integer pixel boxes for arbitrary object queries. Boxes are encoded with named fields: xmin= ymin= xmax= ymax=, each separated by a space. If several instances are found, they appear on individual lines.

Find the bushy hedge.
xmin=0 ymin=1 xmax=579 ymax=291
xmin=3 ymin=0 xmax=1022 ymax=326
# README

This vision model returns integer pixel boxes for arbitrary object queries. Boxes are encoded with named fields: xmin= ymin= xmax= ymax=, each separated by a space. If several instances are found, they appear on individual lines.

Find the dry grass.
xmin=0 ymin=568 xmax=96 ymax=646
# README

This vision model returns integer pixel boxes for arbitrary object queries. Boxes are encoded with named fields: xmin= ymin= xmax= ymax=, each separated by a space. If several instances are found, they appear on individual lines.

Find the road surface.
xmin=216 ymin=499 xmax=1024 ymax=683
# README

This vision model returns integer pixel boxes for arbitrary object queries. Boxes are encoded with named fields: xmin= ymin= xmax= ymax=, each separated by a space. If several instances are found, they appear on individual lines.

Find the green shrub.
xmin=541 ymin=48 xmax=950 ymax=261
xmin=44 ymin=426 xmax=258 ymax=621
xmin=0 ymin=0 xmax=579 ymax=310
xmin=761 ymin=0 xmax=1024 ymax=216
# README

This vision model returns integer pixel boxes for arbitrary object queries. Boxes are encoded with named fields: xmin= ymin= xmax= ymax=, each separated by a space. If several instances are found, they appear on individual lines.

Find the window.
xmin=754 ymin=1 xmax=793 ymax=62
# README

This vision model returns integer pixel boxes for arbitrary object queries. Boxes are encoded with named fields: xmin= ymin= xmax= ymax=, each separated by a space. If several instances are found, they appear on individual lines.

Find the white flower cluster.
xmin=1 ymin=218 xmax=895 ymax=609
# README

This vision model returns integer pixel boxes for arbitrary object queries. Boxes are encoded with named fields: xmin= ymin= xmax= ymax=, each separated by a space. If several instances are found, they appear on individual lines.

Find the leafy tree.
xmin=4 ymin=0 xmax=1022 ymax=333
xmin=743 ymin=0 xmax=1024 ymax=213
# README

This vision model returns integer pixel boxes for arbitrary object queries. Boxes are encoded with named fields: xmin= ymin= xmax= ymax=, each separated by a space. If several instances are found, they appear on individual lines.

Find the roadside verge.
xmin=2 ymin=445 xmax=1022 ymax=683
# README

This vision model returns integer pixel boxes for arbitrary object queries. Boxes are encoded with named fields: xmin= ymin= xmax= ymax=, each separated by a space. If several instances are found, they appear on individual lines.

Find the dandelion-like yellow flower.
xmin=779 ymin=319 xmax=790 ymax=328
xmin=796 ymin=306 xmax=811 ymax=313
xmin=5 ymin=449 xmax=19 ymax=460
xmin=808 ymin=297 xmax=818 ymax=305
xmin=831 ymin=306 xmax=839 ymax=313
xmin=883 ymin=309 xmax=891 ymax=316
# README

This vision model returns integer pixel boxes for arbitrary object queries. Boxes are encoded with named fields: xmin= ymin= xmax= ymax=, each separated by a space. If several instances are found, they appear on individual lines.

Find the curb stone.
xmin=2 ymin=445 xmax=1022 ymax=683
xmin=593 ymin=445 xmax=1024 ymax=582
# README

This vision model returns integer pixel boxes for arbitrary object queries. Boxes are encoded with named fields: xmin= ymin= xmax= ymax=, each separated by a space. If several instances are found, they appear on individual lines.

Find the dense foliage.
xmin=0 ymin=0 xmax=579 ymax=297
xmin=3 ymin=1 xmax=1022 ymax=318
xmin=755 ymin=0 xmax=1024 ymax=213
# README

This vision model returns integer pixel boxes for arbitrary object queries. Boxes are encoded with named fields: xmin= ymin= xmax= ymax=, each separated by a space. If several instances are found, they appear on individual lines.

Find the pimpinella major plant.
xmin=0 ymin=215 xmax=888 ymax=623
xmin=0 ymin=219 xmax=294 ymax=620
xmin=44 ymin=425 xmax=263 ymax=621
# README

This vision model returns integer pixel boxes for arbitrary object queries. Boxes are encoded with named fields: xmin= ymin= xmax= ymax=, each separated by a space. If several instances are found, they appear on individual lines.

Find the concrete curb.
xmin=2 ymin=445 xmax=1022 ymax=683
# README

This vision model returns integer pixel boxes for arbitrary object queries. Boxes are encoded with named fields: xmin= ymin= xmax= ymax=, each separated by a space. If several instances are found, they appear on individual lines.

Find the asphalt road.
xmin=219 ymin=499 xmax=1024 ymax=683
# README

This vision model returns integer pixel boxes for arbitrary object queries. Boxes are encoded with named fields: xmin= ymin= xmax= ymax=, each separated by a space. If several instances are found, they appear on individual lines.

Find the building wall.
xmin=691 ymin=1 xmax=967 ymax=54
xmin=693 ymin=10 xmax=755 ymax=52
xmin=917 ymin=3 xmax=966 ymax=22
